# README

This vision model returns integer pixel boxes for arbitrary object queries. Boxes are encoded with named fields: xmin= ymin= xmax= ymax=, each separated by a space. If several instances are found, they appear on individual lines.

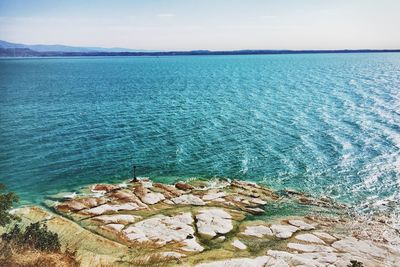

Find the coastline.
xmin=2 ymin=47 xmax=400 ymax=58
xmin=4 ymin=177 xmax=400 ymax=266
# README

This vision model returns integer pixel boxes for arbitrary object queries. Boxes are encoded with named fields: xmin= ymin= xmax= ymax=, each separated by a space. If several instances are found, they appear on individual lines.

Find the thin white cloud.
xmin=259 ymin=15 xmax=277 ymax=19
xmin=157 ymin=13 xmax=175 ymax=18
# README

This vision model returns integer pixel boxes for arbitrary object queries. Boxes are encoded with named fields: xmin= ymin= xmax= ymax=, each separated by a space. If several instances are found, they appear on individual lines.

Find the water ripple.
xmin=0 ymin=54 xmax=399 ymax=215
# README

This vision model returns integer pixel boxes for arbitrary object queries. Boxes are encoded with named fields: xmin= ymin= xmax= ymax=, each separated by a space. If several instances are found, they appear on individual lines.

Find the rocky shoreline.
xmin=10 ymin=177 xmax=400 ymax=266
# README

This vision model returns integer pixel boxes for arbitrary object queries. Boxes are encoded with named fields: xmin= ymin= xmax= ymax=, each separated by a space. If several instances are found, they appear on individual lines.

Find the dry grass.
xmin=0 ymin=245 xmax=78 ymax=267
xmin=127 ymin=252 xmax=180 ymax=267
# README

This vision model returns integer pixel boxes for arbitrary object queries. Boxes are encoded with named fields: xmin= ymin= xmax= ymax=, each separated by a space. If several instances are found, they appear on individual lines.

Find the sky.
xmin=0 ymin=0 xmax=399 ymax=51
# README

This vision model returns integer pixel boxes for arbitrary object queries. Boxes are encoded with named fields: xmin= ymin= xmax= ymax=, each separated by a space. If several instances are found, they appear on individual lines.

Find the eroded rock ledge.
xmin=12 ymin=178 xmax=400 ymax=266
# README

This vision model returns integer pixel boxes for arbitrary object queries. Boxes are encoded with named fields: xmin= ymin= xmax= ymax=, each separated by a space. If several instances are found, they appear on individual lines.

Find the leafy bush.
xmin=1 ymin=224 xmax=22 ymax=243
xmin=23 ymin=222 xmax=61 ymax=251
xmin=1 ymin=222 xmax=61 ymax=252
xmin=0 ymin=183 xmax=19 ymax=226
xmin=1 ymin=183 xmax=60 ymax=253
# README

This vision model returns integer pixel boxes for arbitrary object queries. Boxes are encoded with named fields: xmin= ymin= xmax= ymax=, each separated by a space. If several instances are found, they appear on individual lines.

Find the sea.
xmin=0 ymin=53 xmax=399 ymax=218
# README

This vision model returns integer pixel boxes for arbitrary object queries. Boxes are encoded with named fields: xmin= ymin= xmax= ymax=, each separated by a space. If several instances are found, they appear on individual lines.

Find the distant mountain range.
xmin=1 ymin=40 xmax=399 ymax=57
xmin=0 ymin=40 xmax=154 ymax=53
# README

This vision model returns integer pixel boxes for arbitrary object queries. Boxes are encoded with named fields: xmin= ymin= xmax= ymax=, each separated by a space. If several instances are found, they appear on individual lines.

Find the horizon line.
xmin=2 ymin=49 xmax=400 ymax=59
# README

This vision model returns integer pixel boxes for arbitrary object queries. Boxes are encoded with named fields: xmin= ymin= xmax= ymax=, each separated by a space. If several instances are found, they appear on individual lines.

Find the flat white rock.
xmin=267 ymin=250 xmax=325 ymax=267
xmin=296 ymin=252 xmax=338 ymax=264
xmin=141 ymin=192 xmax=165 ymax=205
xmin=331 ymin=237 xmax=388 ymax=258
xmin=246 ymin=207 xmax=265 ymax=214
xmin=139 ymin=179 xmax=153 ymax=188
xmin=172 ymin=194 xmax=205 ymax=206
xmin=312 ymin=231 xmax=337 ymax=242
xmin=84 ymin=203 xmax=140 ymax=215
xmin=288 ymin=219 xmax=315 ymax=230
xmin=295 ymin=233 xmax=326 ymax=244
xmin=287 ymin=243 xmax=336 ymax=253
xmin=232 ymin=239 xmax=247 ymax=250
xmin=243 ymin=225 xmax=273 ymax=238
xmin=250 ymin=198 xmax=267 ymax=205
xmin=196 ymin=208 xmax=233 ymax=237
xmin=123 ymin=212 xmax=194 ymax=245
xmin=202 ymin=192 xmax=226 ymax=201
xmin=270 ymin=224 xmax=299 ymax=239
xmin=181 ymin=238 xmax=204 ymax=252
xmin=216 ymin=236 xmax=226 ymax=242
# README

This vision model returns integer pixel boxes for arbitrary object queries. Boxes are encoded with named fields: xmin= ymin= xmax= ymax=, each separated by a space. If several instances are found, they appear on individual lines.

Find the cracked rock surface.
xmin=8 ymin=177 xmax=398 ymax=267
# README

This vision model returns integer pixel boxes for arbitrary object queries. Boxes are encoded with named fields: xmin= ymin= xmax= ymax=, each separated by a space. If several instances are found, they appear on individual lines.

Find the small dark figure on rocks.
xmin=131 ymin=165 xmax=138 ymax=183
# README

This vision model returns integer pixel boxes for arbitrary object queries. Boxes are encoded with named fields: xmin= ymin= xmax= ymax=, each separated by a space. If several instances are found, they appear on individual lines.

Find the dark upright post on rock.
xmin=132 ymin=165 xmax=138 ymax=182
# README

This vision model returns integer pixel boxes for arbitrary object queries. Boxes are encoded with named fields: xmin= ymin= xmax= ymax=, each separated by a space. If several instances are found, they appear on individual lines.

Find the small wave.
xmin=363 ymin=172 xmax=379 ymax=188
xmin=240 ymin=156 xmax=249 ymax=174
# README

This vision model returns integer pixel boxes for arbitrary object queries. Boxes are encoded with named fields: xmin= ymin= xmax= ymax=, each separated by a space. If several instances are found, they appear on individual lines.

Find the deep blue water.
xmin=0 ymin=54 xmax=399 ymax=212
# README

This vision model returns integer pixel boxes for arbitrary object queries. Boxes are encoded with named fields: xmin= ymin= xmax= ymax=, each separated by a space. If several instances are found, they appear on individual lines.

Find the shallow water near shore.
xmin=1 ymin=54 xmax=399 ymax=217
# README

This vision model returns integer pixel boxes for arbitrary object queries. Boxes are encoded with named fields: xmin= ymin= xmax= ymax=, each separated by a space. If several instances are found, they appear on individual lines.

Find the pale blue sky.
xmin=0 ymin=0 xmax=399 ymax=50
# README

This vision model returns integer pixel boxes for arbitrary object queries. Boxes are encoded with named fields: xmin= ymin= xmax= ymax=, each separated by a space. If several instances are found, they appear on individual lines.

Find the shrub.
xmin=1 ymin=183 xmax=61 ymax=252
xmin=0 ymin=183 xmax=72 ymax=266
xmin=0 ymin=183 xmax=19 ymax=226
xmin=1 ymin=224 xmax=22 ymax=243
xmin=1 ymin=222 xmax=61 ymax=252
xmin=23 ymin=222 xmax=61 ymax=252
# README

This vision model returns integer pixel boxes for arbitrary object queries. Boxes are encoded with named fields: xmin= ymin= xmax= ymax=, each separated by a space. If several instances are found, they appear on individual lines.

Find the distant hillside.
xmin=0 ymin=40 xmax=151 ymax=53
xmin=0 ymin=40 xmax=399 ymax=57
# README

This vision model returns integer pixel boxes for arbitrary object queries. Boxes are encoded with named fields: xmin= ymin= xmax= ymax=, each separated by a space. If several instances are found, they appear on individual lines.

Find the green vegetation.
xmin=0 ymin=183 xmax=19 ymax=227
xmin=0 ymin=183 xmax=74 ymax=266
xmin=1 ymin=183 xmax=60 ymax=253
xmin=2 ymin=222 xmax=61 ymax=252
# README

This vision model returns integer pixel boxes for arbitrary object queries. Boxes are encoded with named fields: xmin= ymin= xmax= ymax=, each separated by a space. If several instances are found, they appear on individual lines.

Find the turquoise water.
xmin=0 ymin=54 xmax=399 ymax=212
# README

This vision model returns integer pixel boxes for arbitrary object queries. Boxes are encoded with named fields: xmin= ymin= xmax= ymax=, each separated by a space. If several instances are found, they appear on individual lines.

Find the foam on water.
xmin=0 ymin=54 xmax=399 ymax=218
